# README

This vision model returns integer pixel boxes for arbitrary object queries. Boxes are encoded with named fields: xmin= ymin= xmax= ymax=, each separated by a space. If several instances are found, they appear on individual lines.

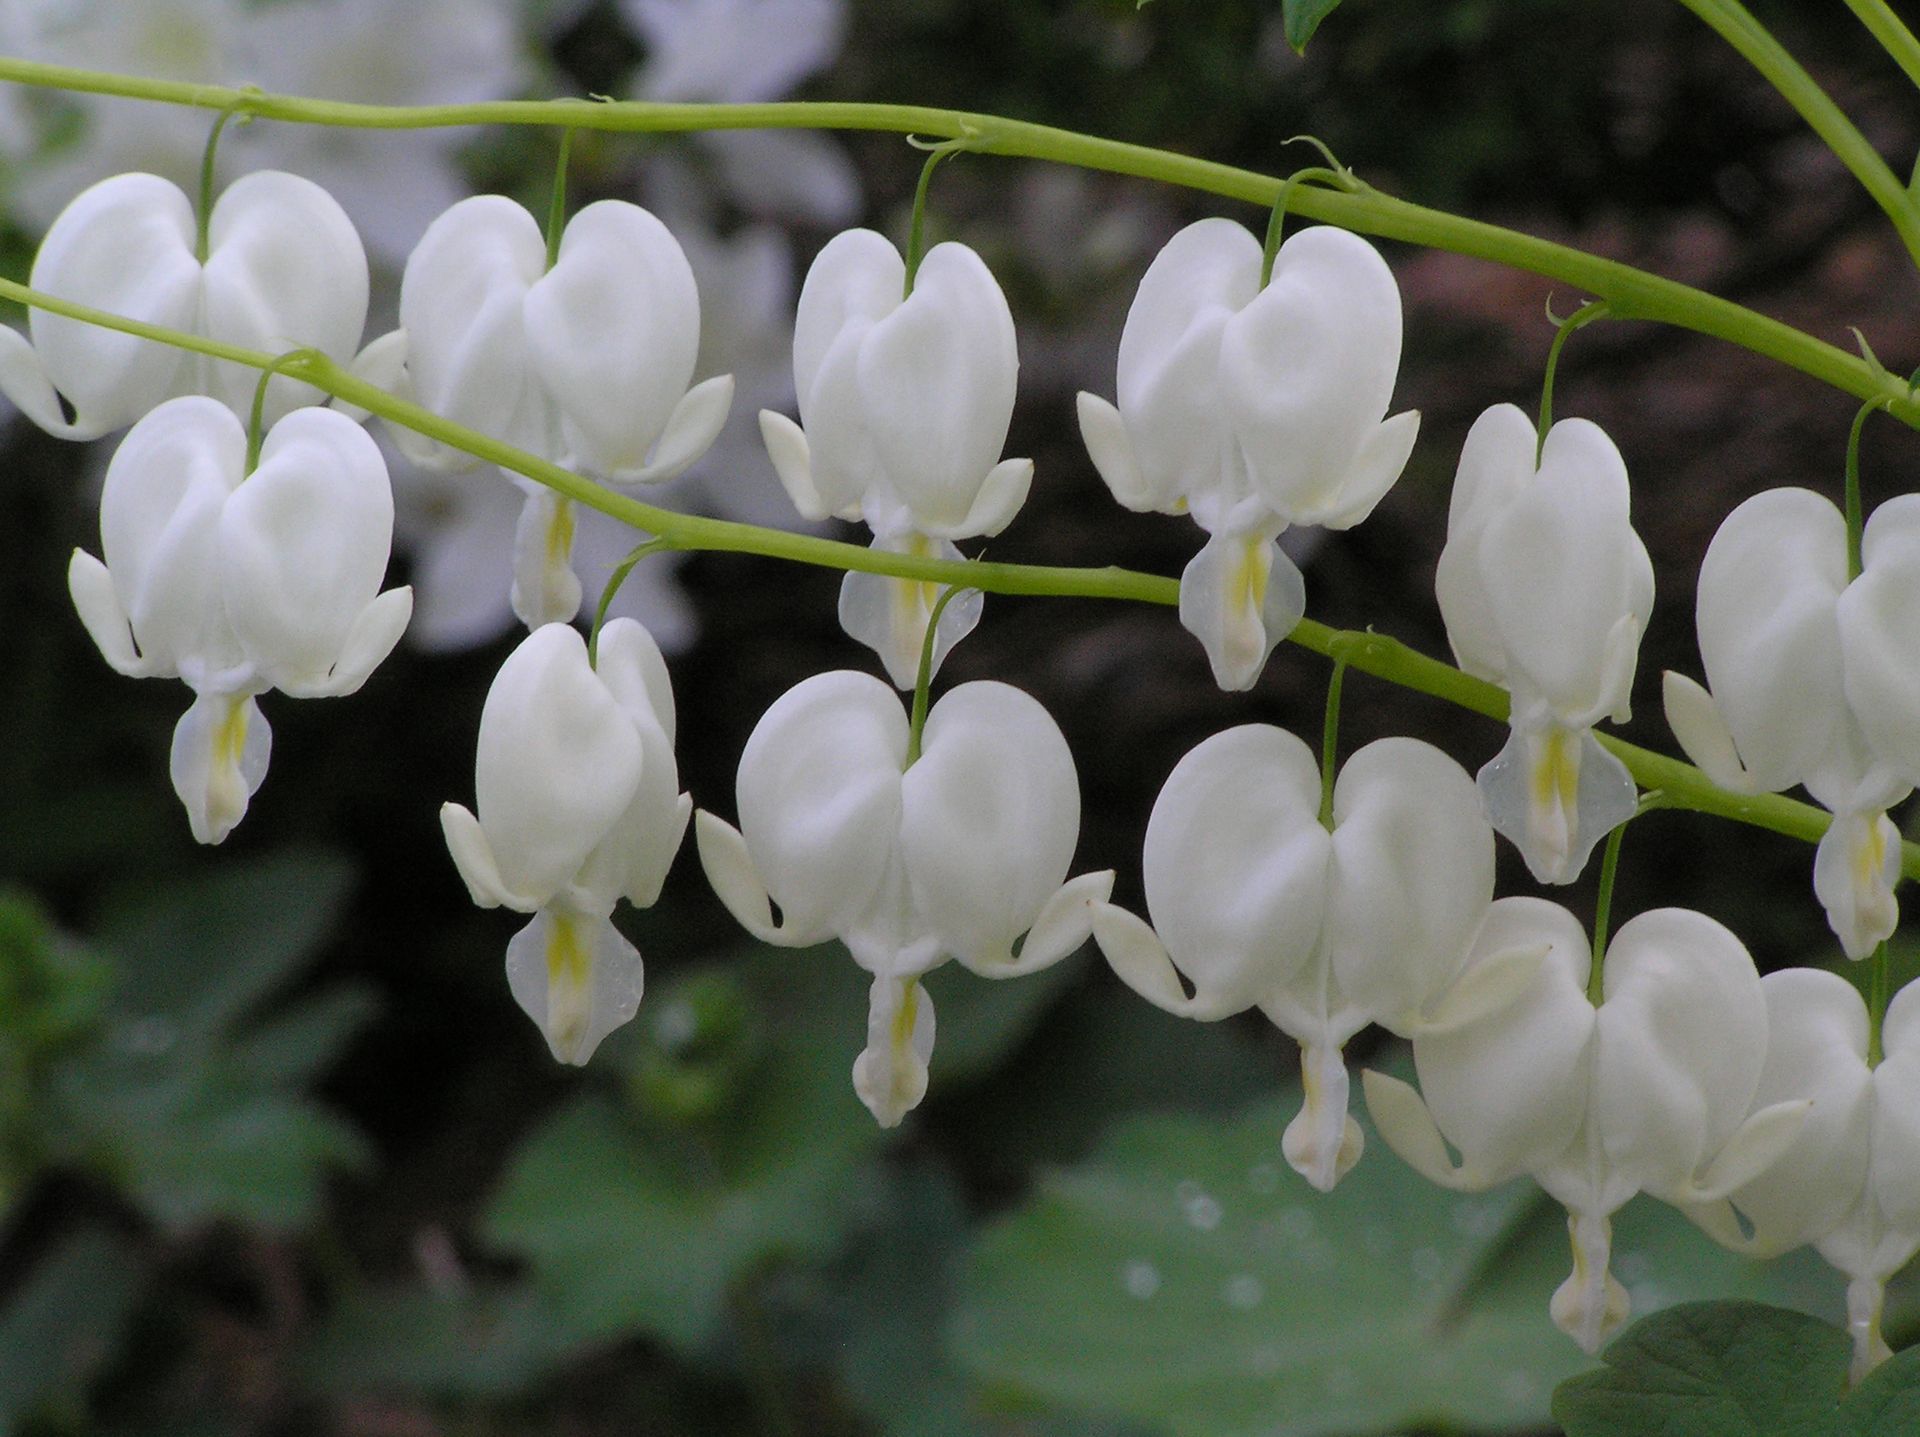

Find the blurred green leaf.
xmin=1554 ymin=1301 xmax=1920 ymax=1436
xmin=38 ymin=850 xmax=373 ymax=1229
xmin=94 ymin=848 xmax=355 ymax=1042
xmin=957 ymin=1091 xmax=1836 ymax=1436
xmin=0 ymin=1228 xmax=147 ymax=1437
xmin=484 ymin=948 xmax=892 ymax=1353
xmin=1284 ymin=0 xmax=1345 ymax=53
xmin=297 ymin=1282 xmax=588 ymax=1401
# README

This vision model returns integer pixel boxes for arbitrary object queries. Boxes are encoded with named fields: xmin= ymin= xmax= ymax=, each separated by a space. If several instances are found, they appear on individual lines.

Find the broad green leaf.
xmin=226 ymin=984 xmax=379 ymax=1087
xmin=1554 ymin=1301 xmax=1920 ymax=1436
xmin=920 ymin=952 xmax=1087 ymax=1086
xmin=1284 ymin=0 xmax=1345 ymax=53
xmin=0 ymin=1228 xmax=147 ymax=1437
xmin=958 ymin=1094 xmax=1834 ymax=1436
xmin=297 ymin=1283 xmax=588 ymax=1400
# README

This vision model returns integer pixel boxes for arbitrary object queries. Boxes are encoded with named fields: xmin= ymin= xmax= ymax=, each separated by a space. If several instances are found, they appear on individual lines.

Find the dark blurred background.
xmin=2 ymin=0 xmax=1918 ymax=1432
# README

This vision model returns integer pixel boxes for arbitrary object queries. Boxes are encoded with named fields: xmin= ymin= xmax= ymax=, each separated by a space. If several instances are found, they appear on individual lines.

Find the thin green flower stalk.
xmin=0 ymin=58 xmax=1917 ymax=426
xmin=3 ymin=272 xmax=1906 ymax=880
xmin=1672 ymin=0 xmax=1920 ymax=268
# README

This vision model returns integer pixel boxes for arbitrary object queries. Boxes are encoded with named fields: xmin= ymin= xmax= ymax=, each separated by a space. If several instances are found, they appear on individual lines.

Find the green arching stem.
xmin=242 ymin=348 xmax=325 ymax=474
xmin=588 ymin=536 xmax=678 ymax=667
xmin=903 ymin=141 xmax=961 ymax=295
xmin=195 ymin=107 xmax=238 ymax=264
xmin=1672 ymin=0 xmax=1920 ymax=269
xmin=4 ymin=273 xmax=1914 ymax=879
xmin=905 ymin=584 xmax=971 ymax=766
xmin=1587 ymin=821 xmax=1631 ymax=1005
xmin=1842 ymin=0 xmax=1920 ymax=100
xmin=1260 ymin=166 xmax=1346 ymax=288
xmin=1869 ymin=940 xmax=1891 ymax=1067
xmin=1845 ymin=397 xmax=1883 ymax=581
xmin=1 ymin=60 xmax=1917 ymax=426
xmin=545 ymin=127 xmax=576 ymax=271
xmin=1536 ymin=299 xmax=1610 ymax=462
xmin=1318 ymin=659 xmax=1347 ymax=828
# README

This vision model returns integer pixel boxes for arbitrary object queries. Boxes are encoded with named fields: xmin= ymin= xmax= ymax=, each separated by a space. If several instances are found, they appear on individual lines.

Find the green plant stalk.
xmin=1869 ymin=940 xmax=1891 ymax=1067
xmin=4 ymin=280 xmax=1911 ymax=878
xmin=1842 ymin=0 xmax=1920 ymax=97
xmin=1 ymin=59 xmax=1917 ymax=426
xmin=1673 ymin=0 xmax=1920 ymax=267
xmin=1318 ymin=660 xmax=1346 ymax=828
xmin=1588 ymin=822 xmax=1630 ymax=1004
xmin=1845 ymin=397 xmax=1881 ymax=581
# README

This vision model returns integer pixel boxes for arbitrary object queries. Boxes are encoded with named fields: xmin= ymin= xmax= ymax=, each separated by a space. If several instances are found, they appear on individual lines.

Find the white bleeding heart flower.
xmin=441 ymin=619 xmax=692 ymax=1066
xmin=0 ymin=169 xmax=370 ymax=440
xmin=1663 ymin=488 xmax=1918 ymax=958
xmin=1679 ymin=969 xmax=1920 ymax=1383
xmin=67 ymin=395 xmax=412 ymax=843
xmin=759 ymin=229 xmax=1030 ymax=687
xmin=1363 ymin=899 xmax=1806 ymax=1353
xmin=694 ymin=671 xmax=1112 ymax=1126
xmin=1435 ymin=404 xmax=1654 ymax=884
xmin=1091 ymin=726 xmax=1505 ymax=1192
xmin=360 ymin=194 xmax=734 ymax=628
xmin=1076 ymin=219 xmax=1419 ymax=691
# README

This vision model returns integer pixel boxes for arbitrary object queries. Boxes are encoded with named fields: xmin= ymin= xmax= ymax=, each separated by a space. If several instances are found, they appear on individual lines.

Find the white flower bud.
xmin=695 ymin=671 xmax=1111 ymax=1125
xmin=68 ymin=396 xmax=410 ymax=844
xmin=1366 ymin=901 xmax=1804 ymax=1354
xmin=1075 ymin=219 xmax=1417 ymax=691
xmin=1663 ymin=487 xmax=1915 ymax=956
xmin=1436 ymin=404 xmax=1653 ymax=882
xmin=441 ymin=619 xmax=692 ymax=1065
xmin=1094 ymin=727 xmax=1495 ymax=1192
xmin=0 ymin=170 xmax=369 ymax=439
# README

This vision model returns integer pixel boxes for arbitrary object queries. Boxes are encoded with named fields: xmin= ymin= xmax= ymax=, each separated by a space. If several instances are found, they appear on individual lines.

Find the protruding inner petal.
xmin=1478 ymin=723 xmax=1637 ymax=885
xmin=1549 ymin=1210 xmax=1629 ymax=1354
xmin=169 ymin=691 xmax=271 ymax=845
xmin=837 ymin=532 xmax=982 ymax=689
xmin=510 ymin=488 xmax=584 ymax=629
xmin=851 ymin=974 xmax=935 ymax=1128
xmin=1848 ymin=1275 xmax=1893 ymax=1385
xmin=504 ymin=906 xmax=644 ymax=1066
xmin=1178 ymin=528 xmax=1304 ymax=693
xmin=1282 ymin=1041 xmax=1363 ymax=1193
xmin=1814 ymin=809 xmax=1902 ymax=961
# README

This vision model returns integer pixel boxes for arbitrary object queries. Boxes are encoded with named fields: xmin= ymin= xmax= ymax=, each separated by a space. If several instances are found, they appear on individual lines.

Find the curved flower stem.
xmin=588 ymin=536 xmax=678 ymax=667
xmin=1844 ymin=396 xmax=1884 ymax=580
xmin=1842 ymin=0 xmax=1920 ymax=100
xmin=0 ymin=59 xmax=1917 ymax=427
xmin=905 ymin=584 xmax=971 ymax=767
xmin=1318 ymin=660 xmax=1346 ymax=829
xmin=1588 ymin=822 xmax=1630 ymax=1004
xmin=1869 ymin=940 xmax=1891 ymax=1067
xmin=1672 ymin=0 xmax=1920 ymax=268
xmin=5 ymin=275 xmax=1915 ymax=880
xmin=1537 ymin=299 xmax=1610 ymax=462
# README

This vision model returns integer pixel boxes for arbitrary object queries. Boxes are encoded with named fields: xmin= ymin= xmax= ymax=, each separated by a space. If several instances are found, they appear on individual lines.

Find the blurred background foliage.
xmin=2 ymin=0 xmax=1919 ymax=1432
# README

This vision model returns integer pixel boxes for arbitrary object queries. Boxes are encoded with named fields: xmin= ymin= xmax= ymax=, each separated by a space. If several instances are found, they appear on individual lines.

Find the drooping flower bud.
xmin=441 ymin=619 xmax=692 ymax=1064
xmin=364 ymin=194 xmax=734 ymax=627
xmin=759 ymin=230 xmax=1030 ymax=686
xmin=1365 ymin=900 xmax=1806 ymax=1353
xmin=1662 ymin=487 xmax=1915 ymax=956
xmin=695 ymin=671 xmax=1111 ymax=1125
xmin=68 ymin=396 xmax=411 ymax=843
xmin=1436 ymin=404 xmax=1653 ymax=883
xmin=1681 ymin=968 xmax=1920 ymax=1383
xmin=0 ymin=170 xmax=370 ymax=439
xmin=1093 ymin=727 xmax=1504 ymax=1192
xmin=1076 ymin=219 xmax=1418 ymax=690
